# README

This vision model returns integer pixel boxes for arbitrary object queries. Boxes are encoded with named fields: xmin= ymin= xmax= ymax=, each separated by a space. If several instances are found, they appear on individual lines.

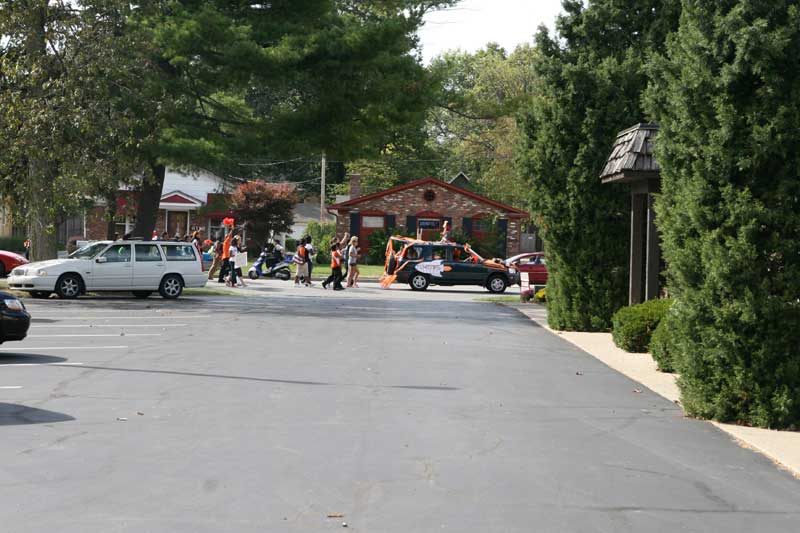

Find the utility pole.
xmin=320 ymin=151 xmax=327 ymax=223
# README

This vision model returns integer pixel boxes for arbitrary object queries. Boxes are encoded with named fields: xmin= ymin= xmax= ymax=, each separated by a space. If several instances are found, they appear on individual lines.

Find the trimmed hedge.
xmin=648 ymin=315 xmax=676 ymax=373
xmin=611 ymin=299 xmax=671 ymax=353
xmin=645 ymin=2 xmax=800 ymax=428
xmin=0 ymin=236 xmax=25 ymax=253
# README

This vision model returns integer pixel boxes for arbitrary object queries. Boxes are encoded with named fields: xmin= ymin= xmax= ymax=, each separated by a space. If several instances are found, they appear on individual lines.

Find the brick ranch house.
xmin=328 ymin=176 xmax=529 ymax=258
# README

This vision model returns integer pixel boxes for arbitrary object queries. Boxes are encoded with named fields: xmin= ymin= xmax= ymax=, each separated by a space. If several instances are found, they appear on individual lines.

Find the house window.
xmin=114 ymin=215 xmax=136 ymax=237
xmin=208 ymin=219 xmax=225 ymax=241
xmin=362 ymin=216 xmax=385 ymax=229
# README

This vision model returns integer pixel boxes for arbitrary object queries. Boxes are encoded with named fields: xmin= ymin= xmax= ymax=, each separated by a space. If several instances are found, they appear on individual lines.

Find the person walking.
xmin=227 ymin=236 xmax=246 ymax=287
xmin=207 ymin=239 xmax=223 ymax=281
xmin=23 ymin=239 xmax=31 ymax=260
xmin=304 ymin=236 xmax=315 ymax=285
xmin=218 ymin=229 xmax=233 ymax=283
xmin=293 ymin=238 xmax=310 ymax=286
xmin=346 ymin=236 xmax=360 ymax=288
xmin=322 ymin=243 xmax=345 ymax=290
xmin=339 ymin=232 xmax=350 ymax=280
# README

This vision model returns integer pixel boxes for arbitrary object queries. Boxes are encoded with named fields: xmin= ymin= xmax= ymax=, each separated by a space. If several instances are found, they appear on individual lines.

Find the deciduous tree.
xmin=229 ymin=181 xmax=297 ymax=244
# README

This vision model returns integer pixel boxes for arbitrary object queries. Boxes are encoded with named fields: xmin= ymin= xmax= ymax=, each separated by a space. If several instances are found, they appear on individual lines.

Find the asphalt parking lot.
xmin=2 ymin=288 xmax=799 ymax=533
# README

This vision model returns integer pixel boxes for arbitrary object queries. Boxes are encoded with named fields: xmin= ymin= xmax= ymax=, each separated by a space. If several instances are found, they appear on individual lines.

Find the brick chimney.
xmin=349 ymin=173 xmax=362 ymax=199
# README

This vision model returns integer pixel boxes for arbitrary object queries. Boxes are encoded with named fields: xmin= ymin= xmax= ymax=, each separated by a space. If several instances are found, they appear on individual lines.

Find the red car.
xmin=505 ymin=252 xmax=548 ymax=285
xmin=0 ymin=250 xmax=28 ymax=278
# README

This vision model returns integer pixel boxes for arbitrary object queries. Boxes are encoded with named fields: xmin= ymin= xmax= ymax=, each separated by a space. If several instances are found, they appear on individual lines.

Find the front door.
xmin=168 ymin=211 xmax=188 ymax=238
xmin=133 ymin=243 xmax=166 ymax=288
xmin=418 ymin=218 xmax=441 ymax=241
xmin=89 ymin=244 xmax=133 ymax=289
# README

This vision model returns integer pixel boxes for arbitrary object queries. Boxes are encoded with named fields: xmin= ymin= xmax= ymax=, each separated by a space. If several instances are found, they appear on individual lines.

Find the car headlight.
xmin=35 ymin=270 xmax=48 ymax=277
xmin=4 ymin=299 xmax=25 ymax=311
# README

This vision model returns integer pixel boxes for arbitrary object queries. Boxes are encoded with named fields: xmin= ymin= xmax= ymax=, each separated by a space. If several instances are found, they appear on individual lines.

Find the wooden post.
xmin=645 ymin=192 xmax=661 ymax=300
xmin=629 ymin=193 xmax=646 ymax=305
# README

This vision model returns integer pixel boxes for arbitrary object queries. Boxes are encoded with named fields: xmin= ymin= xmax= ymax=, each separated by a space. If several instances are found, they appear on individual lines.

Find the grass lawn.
xmin=475 ymin=295 xmax=525 ymax=303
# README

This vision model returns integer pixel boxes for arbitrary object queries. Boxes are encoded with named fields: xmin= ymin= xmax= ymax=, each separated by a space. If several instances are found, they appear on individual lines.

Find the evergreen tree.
xmin=517 ymin=0 xmax=680 ymax=330
xmin=645 ymin=1 xmax=800 ymax=428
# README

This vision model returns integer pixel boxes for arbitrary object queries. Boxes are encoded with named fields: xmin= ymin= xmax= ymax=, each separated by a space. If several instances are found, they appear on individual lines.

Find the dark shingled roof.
xmin=600 ymin=123 xmax=660 ymax=183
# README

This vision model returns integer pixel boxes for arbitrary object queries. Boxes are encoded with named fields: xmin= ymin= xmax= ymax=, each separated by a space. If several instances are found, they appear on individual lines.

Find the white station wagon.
xmin=8 ymin=240 xmax=208 ymax=299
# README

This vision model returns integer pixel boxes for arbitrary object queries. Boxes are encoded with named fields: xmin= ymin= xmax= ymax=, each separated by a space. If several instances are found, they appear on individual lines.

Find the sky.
xmin=418 ymin=0 xmax=565 ymax=63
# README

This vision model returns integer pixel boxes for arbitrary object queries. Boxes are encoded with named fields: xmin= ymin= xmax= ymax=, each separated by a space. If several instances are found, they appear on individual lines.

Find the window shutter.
xmin=497 ymin=219 xmax=508 ymax=256
xmin=462 ymin=217 xmax=472 ymax=237
xmin=350 ymin=213 xmax=361 ymax=237
xmin=385 ymin=215 xmax=396 ymax=234
xmin=405 ymin=215 xmax=417 ymax=236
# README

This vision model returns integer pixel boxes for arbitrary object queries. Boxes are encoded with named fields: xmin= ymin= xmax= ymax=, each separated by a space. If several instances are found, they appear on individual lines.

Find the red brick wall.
xmin=335 ymin=181 xmax=525 ymax=257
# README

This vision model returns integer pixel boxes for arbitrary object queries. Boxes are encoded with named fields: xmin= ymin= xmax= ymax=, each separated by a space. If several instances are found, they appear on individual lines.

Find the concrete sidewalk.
xmin=508 ymin=303 xmax=800 ymax=479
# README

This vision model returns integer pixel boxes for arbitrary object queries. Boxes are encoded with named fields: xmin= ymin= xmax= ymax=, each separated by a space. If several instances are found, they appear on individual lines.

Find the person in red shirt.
xmin=322 ymin=243 xmax=344 ymax=290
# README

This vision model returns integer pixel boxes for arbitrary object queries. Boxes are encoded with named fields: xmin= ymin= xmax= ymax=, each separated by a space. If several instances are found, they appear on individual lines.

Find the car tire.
xmin=30 ymin=291 xmax=51 ymax=299
xmin=159 ymin=274 xmax=183 ymax=299
xmin=0 ymin=262 xmax=6 ymax=278
xmin=409 ymin=273 xmax=429 ymax=291
xmin=55 ymin=274 xmax=82 ymax=299
xmin=487 ymin=274 xmax=508 ymax=294
xmin=132 ymin=291 xmax=152 ymax=299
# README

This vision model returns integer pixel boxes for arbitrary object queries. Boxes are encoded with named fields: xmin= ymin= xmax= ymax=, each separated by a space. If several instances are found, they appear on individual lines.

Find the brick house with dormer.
xmin=328 ymin=175 xmax=529 ymax=257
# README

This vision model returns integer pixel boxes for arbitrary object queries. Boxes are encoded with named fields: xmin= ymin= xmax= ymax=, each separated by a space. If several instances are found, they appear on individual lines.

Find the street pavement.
xmin=1 ymin=283 xmax=799 ymax=532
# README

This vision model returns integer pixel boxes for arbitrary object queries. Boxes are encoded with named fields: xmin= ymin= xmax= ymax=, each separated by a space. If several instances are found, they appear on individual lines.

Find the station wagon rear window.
xmin=163 ymin=244 xmax=197 ymax=261
xmin=135 ymin=244 xmax=163 ymax=262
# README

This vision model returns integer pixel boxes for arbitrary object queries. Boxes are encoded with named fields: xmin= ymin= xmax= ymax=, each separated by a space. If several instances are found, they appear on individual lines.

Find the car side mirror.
xmin=96 ymin=256 xmax=107 ymax=263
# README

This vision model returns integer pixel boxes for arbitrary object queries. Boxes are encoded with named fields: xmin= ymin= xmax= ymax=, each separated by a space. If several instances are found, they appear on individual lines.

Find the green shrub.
xmin=649 ymin=314 xmax=677 ymax=373
xmin=0 ymin=236 xmax=25 ymax=253
xmin=285 ymin=238 xmax=297 ymax=253
xmin=365 ymin=229 xmax=388 ymax=265
xmin=611 ymin=299 xmax=671 ymax=353
xmin=305 ymin=222 xmax=336 ymax=265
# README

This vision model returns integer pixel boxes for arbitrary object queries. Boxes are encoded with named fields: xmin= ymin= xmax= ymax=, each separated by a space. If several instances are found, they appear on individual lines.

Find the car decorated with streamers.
xmin=381 ymin=236 xmax=514 ymax=293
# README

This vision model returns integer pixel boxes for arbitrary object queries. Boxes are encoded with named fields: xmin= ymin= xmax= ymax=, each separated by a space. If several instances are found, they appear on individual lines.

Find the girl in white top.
xmin=346 ymin=236 xmax=360 ymax=288
xmin=227 ymin=236 xmax=246 ymax=287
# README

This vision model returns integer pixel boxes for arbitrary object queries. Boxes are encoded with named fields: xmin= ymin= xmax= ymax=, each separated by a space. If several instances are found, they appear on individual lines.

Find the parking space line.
xmin=0 ymin=346 xmax=127 ymax=351
xmin=30 ymin=324 xmax=188 ymax=328
xmin=28 ymin=333 xmax=161 ymax=338
xmin=0 ymin=386 xmax=22 ymax=389
xmin=30 ymin=315 xmax=210 ymax=320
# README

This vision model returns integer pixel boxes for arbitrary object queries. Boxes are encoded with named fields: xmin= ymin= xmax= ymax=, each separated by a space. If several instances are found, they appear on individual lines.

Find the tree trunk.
xmin=105 ymin=190 xmax=118 ymax=239
xmin=24 ymin=2 xmax=58 ymax=261
xmin=131 ymin=163 xmax=165 ymax=238
xmin=27 ymin=161 xmax=58 ymax=261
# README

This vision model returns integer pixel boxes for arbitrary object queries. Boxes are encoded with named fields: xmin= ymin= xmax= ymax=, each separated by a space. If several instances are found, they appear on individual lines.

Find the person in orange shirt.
xmin=322 ymin=243 xmax=344 ymax=290
xmin=217 ymin=229 xmax=234 ymax=283
xmin=293 ymin=238 xmax=309 ymax=286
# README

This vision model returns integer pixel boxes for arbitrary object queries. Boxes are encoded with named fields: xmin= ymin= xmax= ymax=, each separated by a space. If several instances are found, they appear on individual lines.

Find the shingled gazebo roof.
xmin=600 ymin=123 xmax=660 ymax=183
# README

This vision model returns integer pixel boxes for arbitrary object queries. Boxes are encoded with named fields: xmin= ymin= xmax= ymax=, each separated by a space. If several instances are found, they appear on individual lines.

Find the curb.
xmin=504 ymin=302 xmax=800 ymax=479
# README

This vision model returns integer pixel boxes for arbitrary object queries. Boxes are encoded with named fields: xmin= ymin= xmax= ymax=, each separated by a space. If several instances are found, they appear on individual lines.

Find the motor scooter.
xmin=248 ymin=249 xmax=291 ymax=280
